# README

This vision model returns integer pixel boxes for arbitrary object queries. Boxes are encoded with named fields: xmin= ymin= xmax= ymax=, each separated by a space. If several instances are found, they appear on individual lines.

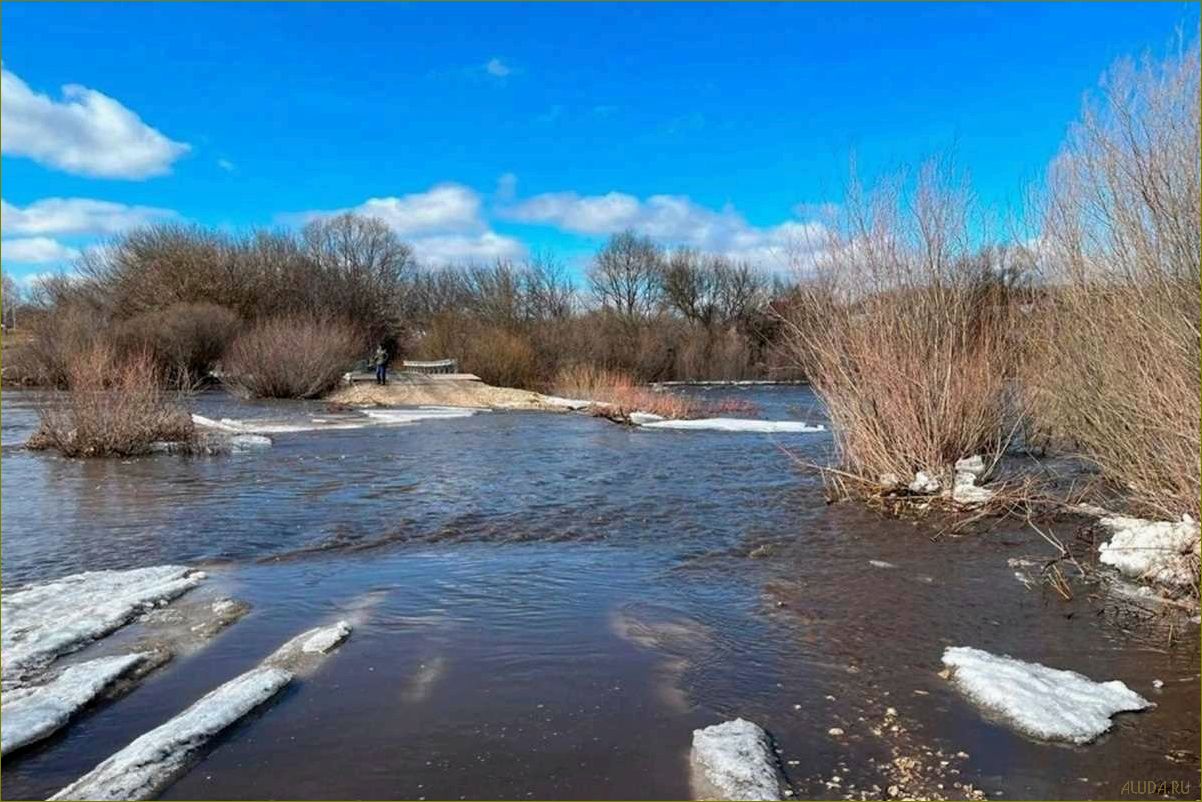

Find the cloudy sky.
xmin=1 ymin=2 xmax=1196 ymax=282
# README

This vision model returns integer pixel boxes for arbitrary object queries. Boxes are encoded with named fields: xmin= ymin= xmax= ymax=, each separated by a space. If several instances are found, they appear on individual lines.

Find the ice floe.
xmin=640 ymin=418 xmax=825 ymax=433
xmin=1096 ymin=514 xmax=1200 ymax=590
xmin=941 ymin=646 xmax=1152 ymax=744
xmin=192 ymin=407 xmax=479 ymax=436
xmin=2 ymin=566 xmax=205 ymax=683
xmin=362 ymin=406 xmax=481 ymax=424
xmin=263 ymin=621 xmax=353 ymax=674
xmin=51 ymin=665 xmax=292 ymax=801
xmin=1 ymin=653 xmax=148 ymax=755
xmin=52 ymin=621 xmax=353 ymax=801
xmin=690 ymin=718 xmax=786 ymax=801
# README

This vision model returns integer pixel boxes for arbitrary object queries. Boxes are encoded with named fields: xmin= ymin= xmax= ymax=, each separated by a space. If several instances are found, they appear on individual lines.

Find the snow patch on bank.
xmin=951 ymin=455 xmax=995 ymax=506
xmin=51 ymin=665 xmax=292 ymax=801
xmin=941 ymin=646 xmax=1152 ymax=744
xmin=690 ymin=718 xmax=786 ymax=801
xmin=538 ymin=395 xmax=595 ymax=411
xmin=641 ymin=418 xmax=825 ymax=434
xmin=1096 ymin=514 xmax=1200 ymax=590
xmin=1 ymin=566 xmax=205 ymax=682
xmin=1 ymin=653 xmax=148 ymax=755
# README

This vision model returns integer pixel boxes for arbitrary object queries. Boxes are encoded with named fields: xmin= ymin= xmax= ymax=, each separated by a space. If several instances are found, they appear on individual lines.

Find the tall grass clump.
xmin=1031 ymin=44 xmax=1200 ymax=520
xmin=553 ymin=363 xmax=701 ymax=419
xmin=786 ymin=161 xmax=1029 ymax=498
xmin=28 ymin=345 xmax=195 ymax=457
xmin=223 ymin=315 xmax=363 ymax=399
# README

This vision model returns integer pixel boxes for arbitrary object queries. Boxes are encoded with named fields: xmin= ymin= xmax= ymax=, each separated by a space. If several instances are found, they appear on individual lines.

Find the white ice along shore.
xmin=690 ymin=718 xmax=786 ymax=801
xmin=941 ymin=646 xmax=1153 ymax=744
xmin=1096 ymin=514 xmax=1200 ymax=591
xmin=1 ymin=566 xmax=206 ymax=683
xmin=51 ymin=621 xmax=353 ymax=802
xmin=193 ymin=406 xmax=479 ymax=435
xmin=1 ymin=653 xmax=149 ymax=755
xmin=640 ymin=418 xmax=825 ymax=434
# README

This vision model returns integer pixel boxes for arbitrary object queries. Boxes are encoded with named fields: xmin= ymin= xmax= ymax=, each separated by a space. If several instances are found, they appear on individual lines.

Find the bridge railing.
xmin=401 ymin=359 xmax=457 ymax=375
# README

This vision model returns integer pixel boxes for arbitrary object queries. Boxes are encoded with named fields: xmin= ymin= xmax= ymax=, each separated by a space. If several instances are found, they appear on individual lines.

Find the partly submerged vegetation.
xmin=786 ymin=45 xmax=1199 ymax=534
xmin=26 ymin=345 xmax=195 ymax=458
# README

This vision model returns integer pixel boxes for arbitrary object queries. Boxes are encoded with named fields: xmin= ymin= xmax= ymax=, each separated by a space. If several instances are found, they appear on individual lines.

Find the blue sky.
xmin=1 ymin=1 xmax=1197 ymax=282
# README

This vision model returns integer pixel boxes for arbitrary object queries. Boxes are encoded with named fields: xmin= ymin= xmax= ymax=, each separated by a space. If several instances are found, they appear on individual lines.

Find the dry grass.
xmin=28 ymin=345 xmax=195 ymax=457
xmin=785 ymin=161 xmax=1028 ymax=498
xmin=223 ymin=315 xmax=363 ymax=399
xmin=553 ymin=364 xmax=701 ymax=419
xmin=1029 ymin=44 xmax=1200 ymax=520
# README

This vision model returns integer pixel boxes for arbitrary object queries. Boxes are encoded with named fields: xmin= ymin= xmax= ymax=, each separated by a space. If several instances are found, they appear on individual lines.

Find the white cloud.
xmin=1 ymin=197 xmax=177 ymax=236
xmin=410 ymin=232 xmax=525 ymax=264
xmin=319 ymin=183 xmax=484 ymax=237
xmin=297 ymin=182 xmax=525 ymax=265
xmin=485 ymin=58 xmax=512 ymax=78
xmin=1 ymin=237 xmax=80 ymax=264
xmin=0 ymin=67 xmax=190 ymax=179
xmin=217 ymin=158 xmax=236 ymax=172
xmin=502 ymin=190 xmax=828 ymax=266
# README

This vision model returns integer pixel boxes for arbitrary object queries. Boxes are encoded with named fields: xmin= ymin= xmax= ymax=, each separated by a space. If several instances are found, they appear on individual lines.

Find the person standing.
xmin=373 ymin=344 xmax=389 ymax=385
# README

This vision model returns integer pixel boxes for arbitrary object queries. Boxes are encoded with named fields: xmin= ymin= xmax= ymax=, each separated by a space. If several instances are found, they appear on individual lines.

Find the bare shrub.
xmin=28 ymin=346 xmax=194 ymax=457
xmin=116 ymin=302 xmax=240 ymax=386
xmin=223 ymin=315 xmax=363 ymax=399
xmin=554 ymin=364 xmax=700 ymax=419
xmin=1031 ymin=44 xmax=1200 ymax=519
xmin=11 ymin=303 xmax=109 ymax=388
xmin=785 ymin=161 xmax=1028 ymax=497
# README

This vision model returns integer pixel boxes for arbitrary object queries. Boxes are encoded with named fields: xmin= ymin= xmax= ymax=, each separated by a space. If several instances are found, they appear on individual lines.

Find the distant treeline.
xmin=1 ymin=216 xmax=804 ymax=390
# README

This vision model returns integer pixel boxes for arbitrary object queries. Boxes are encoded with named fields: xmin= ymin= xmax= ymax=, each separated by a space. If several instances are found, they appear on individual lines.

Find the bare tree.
xmin=302 ymin=213 xmax=415 ymax=340
xmin=661 ymin=250 xmax=766 ymax=329
xmin=587 ymin=231 xmax=663 ymax=320
xmin=523 ymin=252 xmax=575 ymax=321
xmin=2 ymin=271 xmax=21 ymax=329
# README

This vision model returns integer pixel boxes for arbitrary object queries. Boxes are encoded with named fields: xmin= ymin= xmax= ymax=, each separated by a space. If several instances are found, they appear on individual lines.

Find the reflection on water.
xmin=1 ymin=387 xmax=1197 ymax=800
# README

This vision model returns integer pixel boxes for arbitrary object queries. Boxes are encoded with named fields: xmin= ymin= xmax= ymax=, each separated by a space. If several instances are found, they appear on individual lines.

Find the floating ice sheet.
xmin=2 ymin=566 xmax=204 ymax=682
xmin=690 ymin=718 xmax=785 ymax=801
xmin=942 ymin=646 xmax=1152 ymax=744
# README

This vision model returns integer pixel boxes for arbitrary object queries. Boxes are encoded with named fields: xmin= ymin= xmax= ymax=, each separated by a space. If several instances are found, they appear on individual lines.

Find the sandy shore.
xmin=327 ymin=374 xmax=580 ymax=412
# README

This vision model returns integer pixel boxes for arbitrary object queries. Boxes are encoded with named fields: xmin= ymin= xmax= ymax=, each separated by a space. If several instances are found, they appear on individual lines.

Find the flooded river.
xmin=1 ymin=386 xmax=1197 ymax=800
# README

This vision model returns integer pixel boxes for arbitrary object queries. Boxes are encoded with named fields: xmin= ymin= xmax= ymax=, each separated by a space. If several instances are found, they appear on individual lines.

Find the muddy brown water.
xmin=1 ymin=386 xmax=1197 ymax=800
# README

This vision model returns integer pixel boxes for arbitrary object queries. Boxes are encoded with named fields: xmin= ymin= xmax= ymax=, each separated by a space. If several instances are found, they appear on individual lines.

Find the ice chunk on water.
xmin=941 ymin=646 xmax=1152 ymax=744
xmin=641 ymin=418 xmax=824 ymax=433
xmin=264 ymin=621 xmax=353 ymax=673
xmin=908 ymin=471 xmax=941 ymax=494
xmin=50 ymin=665 xmax=292 ymax=801
xmin=690 ymin=718 xmax=785 ymax=801
xmin=52 ymin=620 xmax=353 ymax=801
xmin=362 ymin=407 xmax=480 ymax=424
xmin=1097 ymin=515 xmax=1200 ymax=589
xmin=1 ymin=653 xmax=148 ymax=755
xmin=2 ymin=566 xmax=204 ymax=682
